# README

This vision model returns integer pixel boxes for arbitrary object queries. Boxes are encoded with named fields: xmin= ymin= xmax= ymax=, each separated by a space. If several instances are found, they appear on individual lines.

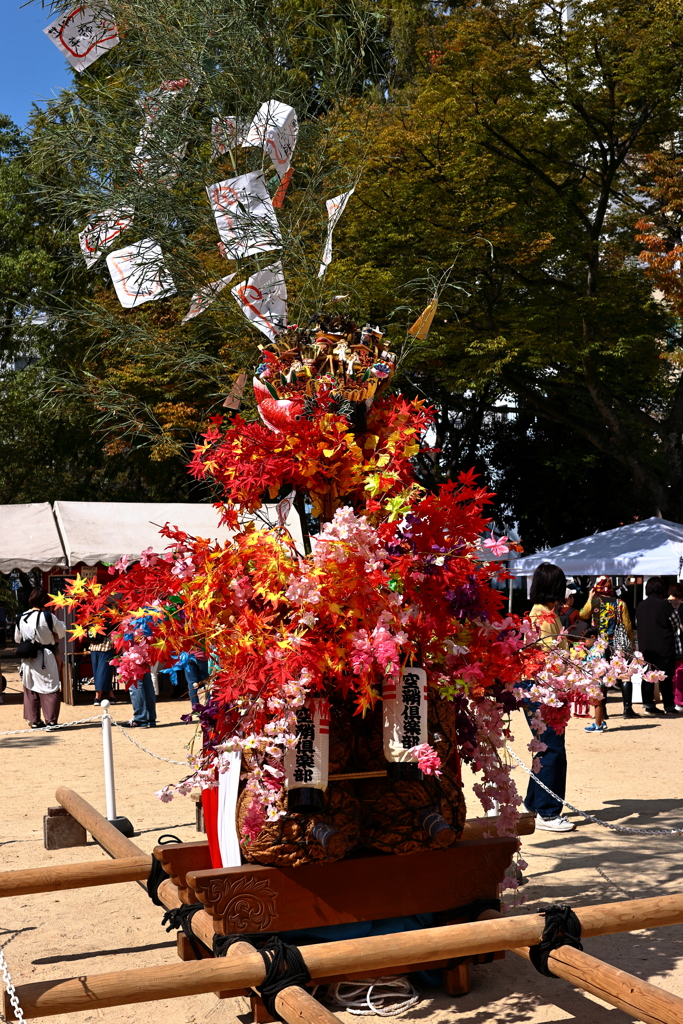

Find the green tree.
xmin=335 ymin=0 xmax=683 ymax=522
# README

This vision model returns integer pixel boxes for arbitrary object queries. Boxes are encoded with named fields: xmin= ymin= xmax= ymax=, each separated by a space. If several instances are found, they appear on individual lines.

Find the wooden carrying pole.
xmin=0 ymin=856 xmax=151 ymax=898
xmin=8 ymin=891 xmax=683 ymax=1020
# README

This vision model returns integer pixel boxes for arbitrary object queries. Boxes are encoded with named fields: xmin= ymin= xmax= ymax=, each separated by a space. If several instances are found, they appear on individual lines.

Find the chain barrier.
xmin=1 ymin=948 xmax=24 ymax=1024
xmin=0 ymin=715 xmax=101 ymax=737
xmin=506 ymin=744 xmax=683 ymax=836
xmin=111 ymin=718 xmax=187 ymax=765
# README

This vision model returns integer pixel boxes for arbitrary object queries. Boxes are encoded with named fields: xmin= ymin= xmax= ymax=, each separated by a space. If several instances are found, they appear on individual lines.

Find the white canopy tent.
xmin=510 ymin=517 xmax=683 ymax=578
xmin=0 ymin=500 xmax=304 ymax=572
xmin=0 ymin=502 xmax=66 ymax=574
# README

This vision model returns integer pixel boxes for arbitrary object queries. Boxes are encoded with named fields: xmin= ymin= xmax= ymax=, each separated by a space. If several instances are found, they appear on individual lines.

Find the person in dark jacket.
xmin=636 ymin=577 xmax=677 ymax=714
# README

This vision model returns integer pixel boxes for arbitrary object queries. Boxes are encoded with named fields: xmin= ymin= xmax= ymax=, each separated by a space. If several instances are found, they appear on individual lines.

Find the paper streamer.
xmin=231 ymin=261 xmax=287 ymax=342
xmin=181 ymin=273 xmax=236 ymax=323
xmin=217 ymin=752 xmax=242 ymax=868
xmin=106 ymin=239 xmax=176 ymax=308
xmin=243 ymin=101 xmax=298 ymax=178
xmin=206 ymin=170 xmax=282 ymax=260
xmin=318 ymin=188 xmax=355 ymax=277
xmin=79 ymin=208 xmax=134 ymax=267
xmin=44 ymin=4 xmax=119 ymax=72
xmin=408 ymin=298 xmax=438 ymax=340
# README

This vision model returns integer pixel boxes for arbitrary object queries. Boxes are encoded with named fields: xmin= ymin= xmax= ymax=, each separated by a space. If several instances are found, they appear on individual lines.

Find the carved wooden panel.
xmin=154 ymin=840 xmax=212 ymax=905
xmin=188 ymin=836 xmax=516 ymax=935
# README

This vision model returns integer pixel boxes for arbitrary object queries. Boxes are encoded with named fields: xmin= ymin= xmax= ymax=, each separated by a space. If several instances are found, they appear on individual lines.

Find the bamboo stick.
xmin=8 ymin=891 xmax=683 ymax=1020
xmin=0 ymin=856 xmax=151 ymax=898
xmin=55 ymin=787 xmax=145 ymax=859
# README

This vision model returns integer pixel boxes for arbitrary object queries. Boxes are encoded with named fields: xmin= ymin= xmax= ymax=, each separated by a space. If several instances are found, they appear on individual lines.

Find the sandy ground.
xmin=2 ymin=647 xmax=683 ymax=1024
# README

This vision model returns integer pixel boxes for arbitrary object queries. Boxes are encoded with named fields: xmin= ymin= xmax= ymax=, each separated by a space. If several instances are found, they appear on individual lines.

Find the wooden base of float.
xmin=4 ymin=789 xmax=683 ymax=1024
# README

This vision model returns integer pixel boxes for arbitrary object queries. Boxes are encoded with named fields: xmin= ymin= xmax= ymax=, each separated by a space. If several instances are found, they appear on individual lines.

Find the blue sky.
xmin=1 ymin=3 xmax=73 ymax=128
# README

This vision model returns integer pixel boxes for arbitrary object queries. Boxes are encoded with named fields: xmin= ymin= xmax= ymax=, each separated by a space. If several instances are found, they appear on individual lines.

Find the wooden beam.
xmin=0 ymin=856 xmax=151 ymax=898
xmin=460 ymin=812 xmax=535 ymax=841
xmin=8 ymin=891 xmax=683 ymax=1020
xmin=55 ymin=787 xmax=144 ymax=859
xmin=512 ymin=944 xmax=683 ymax=1024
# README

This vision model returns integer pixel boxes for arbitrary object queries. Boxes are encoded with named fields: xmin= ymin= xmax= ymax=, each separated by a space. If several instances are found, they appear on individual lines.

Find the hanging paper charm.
xmin=243 ymin=101 xmax=298 ymax=178
xmin=318 ymin=189 xmax=355 ymax=278
xmin=408 ymin=298 xmax=438 ymax=341
xmin=78 ymin=208 xmax=134 ymax=268
xmin=383 ymin=666 xmax=428 ymax=764
xmin=44 ymin=4 xmax=119 ymax=72
xmin=232 ymin=262 xmax=287 ymax=342
xmin=181 ymin=274 xmax=236 ymax=323
xmin=211 ymin=116 xmax=248 ymax=161
xmin=207 ymin=170 xmax=282 ymax=260
xmin=106 ymin=239 xmax=176 ymax=309
xmin=284 ymin=699 xmax=330 ymax=812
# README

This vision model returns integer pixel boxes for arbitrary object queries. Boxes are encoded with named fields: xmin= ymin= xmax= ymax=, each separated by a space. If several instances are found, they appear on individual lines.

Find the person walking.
xmin=15 ymin=587 xmax=66 ymax=728
xmin=579 ymin=576 xmax=636 ymax=718
xmin=667 ymin=583 xmax=683 ymax=712
xmin=635 ymin=576 xmax=677 ymax=714
xmin=124 ymin=672 xmax=157 ymax=728
xmin=521 ymin=561 xmax=575 ymax=833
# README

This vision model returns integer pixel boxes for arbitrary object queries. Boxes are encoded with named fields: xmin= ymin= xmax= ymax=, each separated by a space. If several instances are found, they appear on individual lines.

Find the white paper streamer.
xmin=206 ymin=170 xmax=282 ymax=260
xmin=181 ymin=273 xmax=236 ymax=323
xmin=79 ymin=208 xmax=134 ymax=267
xmin=217 ymin=752 xmax=242 ymax=868
xmin=383 ymin=667 xmax=428 ymax=762
xmin=211 ymin=116 xmax=248 ymax=160
xmin=106 ymin=239 xmax=176 ymax=309
xmin=231 ymin=262 xmax=287 ymax=342
xmin=44 ymin=4 xmax=119 ymax=72
xmin=318 ymin=189 xmax=355 ymax=277
xmin=243 ymin=101 xmax=298 ymax=178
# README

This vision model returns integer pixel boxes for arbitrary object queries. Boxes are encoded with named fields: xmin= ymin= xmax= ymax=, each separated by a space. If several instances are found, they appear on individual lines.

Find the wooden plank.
xmin=188 ymin=837 xmax=517 ymax=934
xmin=0 ymin=856 xmax=150 ymax=897
xmin=55 ymin=787 xmax=144 ymax=859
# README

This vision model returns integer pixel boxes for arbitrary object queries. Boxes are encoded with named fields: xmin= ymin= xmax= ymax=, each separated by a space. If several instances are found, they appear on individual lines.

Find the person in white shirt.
xmin=15 ymin=587 xmax=66 ymax=729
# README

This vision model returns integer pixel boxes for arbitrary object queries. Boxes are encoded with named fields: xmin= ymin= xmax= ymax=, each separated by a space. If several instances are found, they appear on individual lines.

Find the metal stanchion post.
xmin=100 ymin=701 xmax=135 ymax=837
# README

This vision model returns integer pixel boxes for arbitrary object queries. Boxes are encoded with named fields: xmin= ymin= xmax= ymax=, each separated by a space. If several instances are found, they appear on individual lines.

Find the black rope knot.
xmin=146 ymin=834 xmax=183 ymax=907
xmin=161 ymin=903 xmax=207 ymax=960
xmin=213 ymin=934 xmax=310 ymax=1020
xmin=529 ymin=903 xmax=583 ymax=978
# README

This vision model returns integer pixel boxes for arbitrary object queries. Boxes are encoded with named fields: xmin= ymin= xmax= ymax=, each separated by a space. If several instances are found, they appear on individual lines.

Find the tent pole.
xmin=508 ymin=575 xmax=513 ymax=614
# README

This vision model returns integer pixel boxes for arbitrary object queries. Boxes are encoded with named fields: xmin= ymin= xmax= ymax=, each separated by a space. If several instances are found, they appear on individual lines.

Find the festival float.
xmin=47 ymin=301 xmax=660 ymax=1013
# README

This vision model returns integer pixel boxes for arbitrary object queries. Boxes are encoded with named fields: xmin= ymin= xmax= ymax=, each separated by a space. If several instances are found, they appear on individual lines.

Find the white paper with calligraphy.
xmin=231 ymin=262 xmax=287 ymax=342
xmin=217 ymin=751 xmax=242 ymax=868
xmin=106 ymin=239 xmax=176 ymax=309
xmin=78 ymin=208 xmax=134 ymax=268
xmin=318 ymin=188 xmax=355 ymax=278
xmin=181 ymin=273 xmax=236 ymax=323
xmin=207 ymin=170 xmax=282 ymax=260
xmin=132 ymin=80 xmax=194 ymax=181
xmin=284 ymin=700 xmax=330 ymax=791
xmin=243 ymin=101 xmax=298 ymax=178
xmin=211 ymin=116 xmax=249 ymax=161
xmin=44 ymin=4 xmax=119 ymax=72
xmin=383 ymin=667 xmax=428 ymax=762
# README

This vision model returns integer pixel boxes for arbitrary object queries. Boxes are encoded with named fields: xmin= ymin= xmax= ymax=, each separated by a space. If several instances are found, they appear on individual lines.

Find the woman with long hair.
xmin=522 ymin=562 xmax=576 ymax=833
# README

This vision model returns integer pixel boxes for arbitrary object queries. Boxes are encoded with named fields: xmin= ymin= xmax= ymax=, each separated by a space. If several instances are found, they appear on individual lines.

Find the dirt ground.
xmin=2 ymin=646 xmax=683 ymax=1024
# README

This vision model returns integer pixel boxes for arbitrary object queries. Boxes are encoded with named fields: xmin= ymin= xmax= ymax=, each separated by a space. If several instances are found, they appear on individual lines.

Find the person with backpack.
xmin=14 ymin=586 xmax=66 ymax=729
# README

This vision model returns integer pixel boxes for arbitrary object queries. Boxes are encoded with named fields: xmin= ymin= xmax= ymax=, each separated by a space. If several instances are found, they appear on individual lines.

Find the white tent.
xmin=53 ymin=500 xmax=304 ymax=565
xmin=510 ymin=517 xmax=683 ymax=577
xmin=0 ymin=502 xmax=66 ymax=573
xmin=0 ymin=500 xmax=304 ymax=572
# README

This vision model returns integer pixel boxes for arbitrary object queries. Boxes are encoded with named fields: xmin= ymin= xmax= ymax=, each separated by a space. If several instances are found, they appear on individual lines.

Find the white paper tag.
xmin=79 ymin=208 xmax=134 ymax=267
xmin=44 ymin=4 xmax=119 ymax=72
xmin=206 ymin=170 xmax=282 ymax=260
xmin=211 ymin=116 xmax=249 ymax=160
xmin=181 ymin=274 xmax=236 ymax=323
xmin=318 ymin=189 xmax=354 ymax=277
xmin=106 ymin=239 xmax=176 ymax=308
xmin=243 ymin=101 xmax=298 ymax=178
xmin=231 ymin=262 xmax=287 ymax=341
